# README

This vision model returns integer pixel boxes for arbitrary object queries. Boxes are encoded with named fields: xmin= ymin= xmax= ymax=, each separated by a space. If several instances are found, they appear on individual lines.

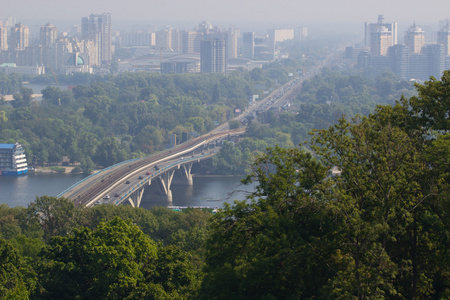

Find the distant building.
xmin=404 ymin=23 xmax=425 ymax=54
xmin=365 ymin=15 xmax=397 ymax=56
xmin=0 ymin=142 xmax=28 ymax=176
xmin=81 ymin=13 xmax=112 ymax=64
xmin=200 ymin=39 xmax=227 ymax=73
xmin=227 ymin=26 xmax=239 ymax=59
xmin=0 ymin=63 xmax=45 ymax=75
xmin=40 ymin=23 xmax=57 ymax=47
xmin=182 ymin=31 xmax=201 ymax=54
xmin=437 ymin=23 xmax=450 ymax=55
xmin=119 ymin=31 xmax=154 ymax=47
xmin=294 ymin=27 xmax=308 ymax=41
xmin=359 ymin=42 xmax=448 ymax=81
xmin=156 ymin=27 xmax=172 ymax=50
xmin=0 ymin=22 xmax=7 ymax=51
xmin=242 ymin=32 xmax=255 ymax=59
xmin=9 ymin=23 xmax=29 ymax=51
xmin=268 ymin=29 xmax=295 ymax=42
xmin=254 ymin=35 xmax=275 ymax=61
xmin=387 ymin=44 xmax=409 ymax=79
xmin=422 ymin=44 xmax=445 ymax=79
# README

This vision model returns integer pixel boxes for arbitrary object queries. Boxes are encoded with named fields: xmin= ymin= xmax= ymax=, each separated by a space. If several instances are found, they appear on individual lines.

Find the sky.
xmin=2 ymin=0 xmax=449 ymax=32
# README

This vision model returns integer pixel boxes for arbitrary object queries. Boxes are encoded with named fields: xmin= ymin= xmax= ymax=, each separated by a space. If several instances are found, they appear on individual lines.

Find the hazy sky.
xmin=2 ymin=0 xmax=449 ymax=29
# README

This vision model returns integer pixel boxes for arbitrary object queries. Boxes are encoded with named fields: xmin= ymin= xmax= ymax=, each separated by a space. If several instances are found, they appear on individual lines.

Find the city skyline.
xmin=2 ymin=0 xmax=450 ymax=30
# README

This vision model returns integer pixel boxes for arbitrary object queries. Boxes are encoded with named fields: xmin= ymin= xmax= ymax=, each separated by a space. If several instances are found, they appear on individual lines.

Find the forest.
xmin=1 ymin=71 xmax=449 ymax=299
xmin=0 ymin=63 xmax=296 ymax=173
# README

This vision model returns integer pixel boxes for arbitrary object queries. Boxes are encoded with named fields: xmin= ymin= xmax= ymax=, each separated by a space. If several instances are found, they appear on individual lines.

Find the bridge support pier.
xmin=127 ymin=187 xmax=145 ymax=208
xmin=156 ymin=170 xmax=175 ymax=202
xmin=178 ymin=163 xmax=193 ymax=186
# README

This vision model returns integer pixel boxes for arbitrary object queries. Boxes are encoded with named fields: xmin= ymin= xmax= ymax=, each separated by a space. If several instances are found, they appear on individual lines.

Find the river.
xmin=0 ymin=173 xmax=255 ymax=209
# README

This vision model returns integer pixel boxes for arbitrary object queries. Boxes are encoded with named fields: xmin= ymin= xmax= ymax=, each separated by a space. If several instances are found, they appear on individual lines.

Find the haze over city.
xmin=3 ymin=0 xmax=450 ymax=32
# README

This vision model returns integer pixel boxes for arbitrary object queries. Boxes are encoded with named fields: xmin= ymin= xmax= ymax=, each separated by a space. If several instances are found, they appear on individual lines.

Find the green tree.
xmin=0 ymin=238 xmax=35 ymax=299
xmin=37 ymin=217 xmax=158 ymax=299
xmin=26 ymin=196 xmax=79 ymax=242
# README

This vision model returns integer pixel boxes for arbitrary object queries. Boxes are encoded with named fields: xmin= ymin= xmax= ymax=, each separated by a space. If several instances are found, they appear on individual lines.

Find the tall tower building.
xmin=227 ymin=26 xmax=239 ymax=59
xmin=422 ymin=44 xmax=445 ymax=79
xmin=0 ymin=22 xmax=7 ymax=51
xmin=404 ymin=23 xmax=425 ymax=54
xmin=155 ymin=28 xmax=172 ymax=50
xmin=81 ymin=13 xmax=112 ymax=64
xmin=200 ymin=39 xmax=227 ymax=73
xmin=182 ymin=31 xmax=201 ymax=54
xmin=9 ymin=23 xmax=29 ymax=51
xmin=242 ymin=32 xmax=255 ymax=59
xmin=365 ymin=15 xmax=397 ymax=56
xmin=437 ymin=23 xmax=450 ymax=55
xmin=387 ymin=44 xmax=409 ymax=79
xmin=40 ymin=23 xmax=57 ymax=47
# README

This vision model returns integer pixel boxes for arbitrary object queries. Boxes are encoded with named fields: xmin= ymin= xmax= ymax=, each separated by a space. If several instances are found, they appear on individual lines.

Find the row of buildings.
xmin=347 ymin=15 xmax=450 ymax=80
xmin=0 ymin=14 xmax=112 ymax=75
xmin=0 ymin=15 xmax=308 ymax=75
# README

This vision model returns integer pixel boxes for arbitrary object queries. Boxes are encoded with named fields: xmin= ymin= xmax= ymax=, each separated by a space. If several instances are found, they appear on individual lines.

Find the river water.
xmin=0 ymin=173 xmax=255 ymax=209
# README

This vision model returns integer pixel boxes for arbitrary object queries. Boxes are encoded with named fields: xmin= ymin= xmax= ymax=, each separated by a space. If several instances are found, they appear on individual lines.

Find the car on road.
xmin=125 ymin=180 xmax=130 ymax=184
xmin=154 ymin=165 xmax=159 ymax=170
xmin=103 ymin=195 xmax=111 ymax=199
xmin=114 ymin=193 xmax=120 ymax=197
xmin=139 ymin=176 xmax=143 ymax=179
xmin=146 ymin=171 xmax=151 ymax=175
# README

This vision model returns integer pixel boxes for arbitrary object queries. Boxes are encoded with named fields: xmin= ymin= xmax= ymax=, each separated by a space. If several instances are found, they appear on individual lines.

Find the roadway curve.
xmin=61 ymin=128 xmax=244 ymax=207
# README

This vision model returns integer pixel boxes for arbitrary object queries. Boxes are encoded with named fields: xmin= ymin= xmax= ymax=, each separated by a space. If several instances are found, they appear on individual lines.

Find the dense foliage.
xmin=0 ymin=197 xmax=210 ymax=299
xmin=201 ymin=72 xmax=450 ymax=299
xmin=0 ymin=67 xmax=286 ymax=171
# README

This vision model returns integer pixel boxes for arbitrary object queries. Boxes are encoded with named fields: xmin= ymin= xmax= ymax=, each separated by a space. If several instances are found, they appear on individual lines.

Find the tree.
xmin=26 ymin=196 xmax=79 ymax=242
xmin=37 ymin=217 xmax=159 ymax=299
xmin=202 ymin=74 xmax=450 ymax=298
xmin=202 ymin=147 xmax=333 ymax=299
xmin=0 ymin=238 xmax=35 ymax=299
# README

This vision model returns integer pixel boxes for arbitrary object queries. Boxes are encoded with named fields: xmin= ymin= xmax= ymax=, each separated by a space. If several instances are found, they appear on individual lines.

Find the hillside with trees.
xmin=1 ymin=71 xmax=449 ymax=299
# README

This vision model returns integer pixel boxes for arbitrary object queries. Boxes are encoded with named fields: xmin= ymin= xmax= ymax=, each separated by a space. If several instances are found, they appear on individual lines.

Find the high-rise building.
xmin=200 ymin=39 xmax=227 ymax=73
xmin=294 ymin=27 xmax=308 ymax=41
xmin=388 ymin=44 xmax=409 ymax=79
xmin=227 ymin=26 xmax=239 ymax=59
xmin=182 ymin=31 xmax=201 ymax=54
xmin=171 ymin=29 xmax=182 ymax=53
xmin=437 ymin=24 xmax=450 ymax=55
xmin=9 ymin=23 xmax=29 ymax=51
xmin=268 ymin=29 xmax=295 ymax=42
xmin=0 ymin=22 xmax=7 ymax=51
xmin=242 ymin=32 xmax=255 ymax=59
xmin=365 ymin=15 xmax=397 ymax=56
xmin=422 ymin=44 xmax=445 ymax=79
xmin=404 ymin=23 xmax=425 ymax=54
xmin=156 ymin=27 xmax=172 ymax=50
xmin=81 ymin=13 xmax=112 ymax=64
xmin=40 ymin=23 xmax=57 ymax=47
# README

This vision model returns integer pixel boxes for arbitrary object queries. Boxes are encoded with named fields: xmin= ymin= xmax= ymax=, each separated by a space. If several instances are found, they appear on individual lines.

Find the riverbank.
xmin=33 ymin=166 xmax=101 ymax=175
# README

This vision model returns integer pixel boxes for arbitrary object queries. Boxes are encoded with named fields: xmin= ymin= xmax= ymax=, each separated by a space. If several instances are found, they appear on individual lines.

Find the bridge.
xmin=59 ymin=50 xmax=341 ymax=208
xmin=59 ymin=129 xmax=245 ymax=207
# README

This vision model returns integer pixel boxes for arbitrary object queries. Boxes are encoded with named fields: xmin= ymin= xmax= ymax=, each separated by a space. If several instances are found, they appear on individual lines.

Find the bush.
xmin=49 ymin=166 xmax=66 ymax=173
xmin=71 ymin=166 xmax=82 ymax=174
